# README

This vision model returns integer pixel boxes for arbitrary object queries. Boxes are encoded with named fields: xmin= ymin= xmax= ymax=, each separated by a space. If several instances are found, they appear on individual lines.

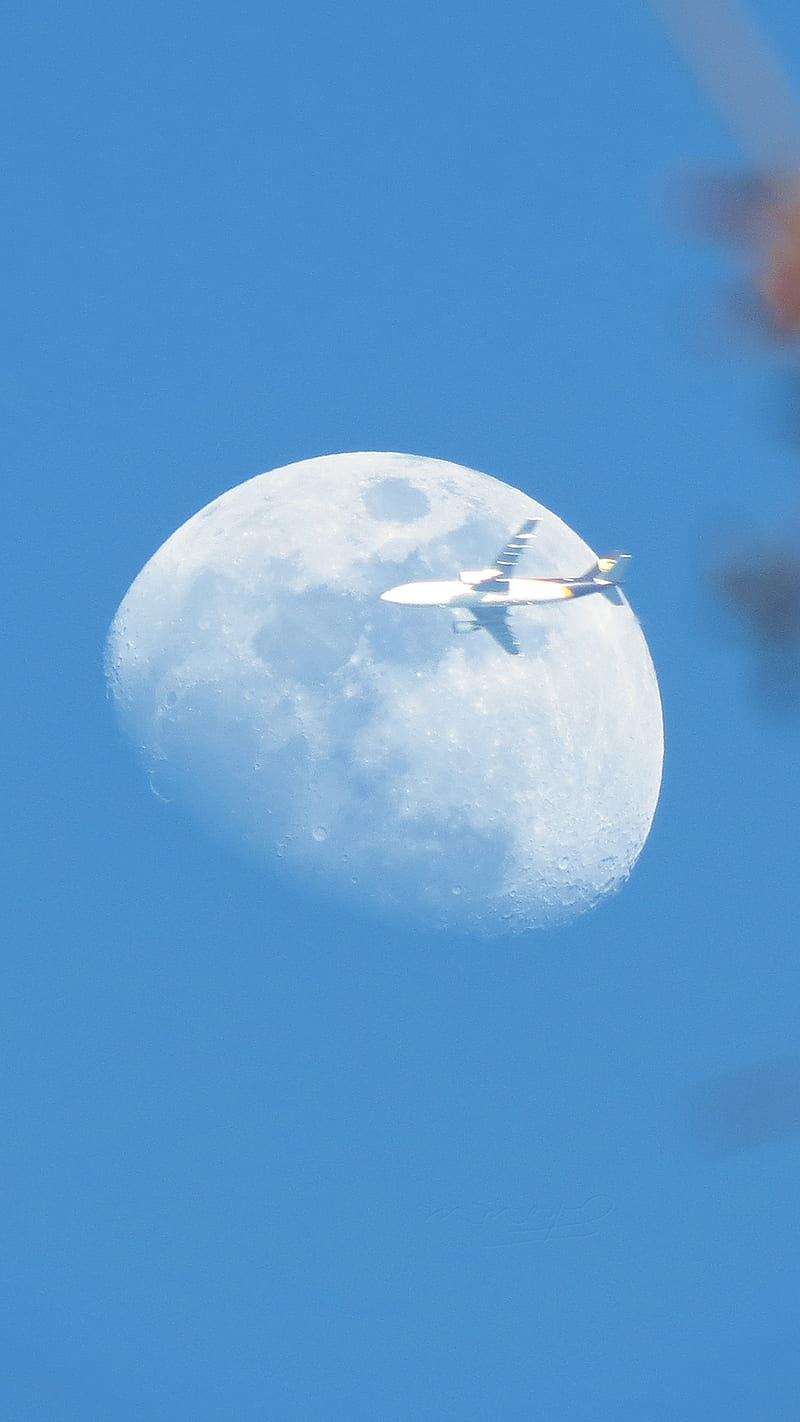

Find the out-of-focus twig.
xmin=708 ymin=530 xmax=800 ymax=704
xmin=711 ymin=539 xmax=800 ymax=642
xmin=652 ymin=0 xmax=800 ymax=337
xmin=651 ymin=0 xmax=800 ymax=173
xmin=695 ymin=1057 xmax=800 ymax=1147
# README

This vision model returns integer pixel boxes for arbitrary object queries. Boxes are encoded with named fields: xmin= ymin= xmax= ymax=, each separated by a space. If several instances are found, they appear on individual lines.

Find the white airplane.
xmin=380 ymin=518 xmax=630 ymax=655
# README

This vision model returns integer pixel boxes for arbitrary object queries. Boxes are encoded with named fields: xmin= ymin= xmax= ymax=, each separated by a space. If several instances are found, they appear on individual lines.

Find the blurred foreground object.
xmin=652 ymin=0 xmax=800 ymax=337
xmin=695 ymin=1057 xmax=800 ymax=1148
xmin=709 ymin=528 xmax=800 ymax=703
xmin=678 ymin=168 xmax=800 ymax=338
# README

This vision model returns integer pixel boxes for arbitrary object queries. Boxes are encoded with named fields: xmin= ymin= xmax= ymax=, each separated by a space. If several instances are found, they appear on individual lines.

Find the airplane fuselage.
xmin=381 ymin=576 xmax=610 ymax=608
xmin=379 ymin=521 xmax=628 ymax=655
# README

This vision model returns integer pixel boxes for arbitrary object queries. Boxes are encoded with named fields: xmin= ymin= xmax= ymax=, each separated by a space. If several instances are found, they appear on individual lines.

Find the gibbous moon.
xmin=107 ymin=452 xmax=663 ymax=934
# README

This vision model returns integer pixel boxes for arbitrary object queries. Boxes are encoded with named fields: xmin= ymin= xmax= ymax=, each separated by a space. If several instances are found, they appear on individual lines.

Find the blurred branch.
xmin=650 ymin=0 xmax=800 ymax=173
xmin=653 ymin=0 xmax=800 ymax=337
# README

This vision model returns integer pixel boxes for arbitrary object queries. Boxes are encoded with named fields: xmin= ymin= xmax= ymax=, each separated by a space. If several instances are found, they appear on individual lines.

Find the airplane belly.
xmin=381 ymin=580 xmax=466 ymax=606
xmin=507 ymin=577 xmax=573 ymax=603
xmin=416 ymin=580 xmax=467 ymax=606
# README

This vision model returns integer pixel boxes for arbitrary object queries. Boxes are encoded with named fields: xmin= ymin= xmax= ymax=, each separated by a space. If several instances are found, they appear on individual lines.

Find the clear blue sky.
xmin=6 ymin=0 xmax=800 ymax=1416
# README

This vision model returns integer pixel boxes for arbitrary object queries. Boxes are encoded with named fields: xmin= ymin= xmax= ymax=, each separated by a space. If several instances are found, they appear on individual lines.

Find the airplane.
xmin=380 ymin=519 xmax=630 ymax=656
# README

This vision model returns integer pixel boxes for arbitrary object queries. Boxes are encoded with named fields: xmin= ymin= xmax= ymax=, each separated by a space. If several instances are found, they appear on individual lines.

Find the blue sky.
xmin=6 ymin=0 xmax=800 ymax=1416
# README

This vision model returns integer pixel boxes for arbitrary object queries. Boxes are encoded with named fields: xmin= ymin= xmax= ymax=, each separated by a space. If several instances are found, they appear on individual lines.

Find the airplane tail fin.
xmin=583 ymin=552 xmax=631 ymax=601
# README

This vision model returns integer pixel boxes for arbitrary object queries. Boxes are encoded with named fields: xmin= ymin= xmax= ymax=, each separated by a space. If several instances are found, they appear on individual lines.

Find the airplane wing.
xmin=471 ymin=607 xmax=521 ymax=655
xmin=491 ymin=518 xmax=540 ymax=580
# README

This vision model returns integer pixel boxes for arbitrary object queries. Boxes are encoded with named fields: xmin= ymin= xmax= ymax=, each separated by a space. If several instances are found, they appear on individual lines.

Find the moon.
xmin=106 ymin=452 xmax=663 ymax=934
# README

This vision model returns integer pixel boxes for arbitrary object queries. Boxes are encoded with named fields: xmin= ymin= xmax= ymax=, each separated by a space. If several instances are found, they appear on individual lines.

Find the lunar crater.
xmin=363 ymin=476 xmax=431 ymax=522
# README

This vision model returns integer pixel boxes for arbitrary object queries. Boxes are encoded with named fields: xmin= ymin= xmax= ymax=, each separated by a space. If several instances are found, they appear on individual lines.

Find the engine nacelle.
xmin=452 ymin=619 xmax=481 ymax=634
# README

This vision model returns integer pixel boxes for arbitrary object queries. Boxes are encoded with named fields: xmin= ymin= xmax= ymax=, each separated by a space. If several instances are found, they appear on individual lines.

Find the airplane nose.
xmin=380 ymin=586 xmax=403 ymax=603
